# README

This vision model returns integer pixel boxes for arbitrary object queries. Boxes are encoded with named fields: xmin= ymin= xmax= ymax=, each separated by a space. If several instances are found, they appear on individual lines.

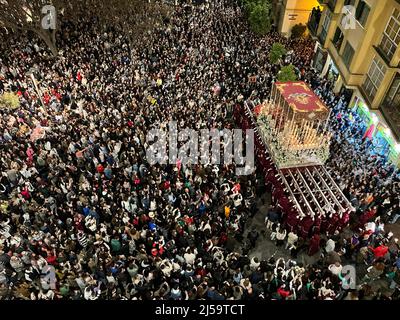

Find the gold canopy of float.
xmin=254 ymin=81 xmax=333 ymax=169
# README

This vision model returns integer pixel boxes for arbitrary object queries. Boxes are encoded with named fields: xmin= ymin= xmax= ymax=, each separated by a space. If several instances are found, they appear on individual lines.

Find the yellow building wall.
xmin=323 ymin=0 xmax=400 ymax=109
xmin=280 ymin=0 xmax=321 ymax=36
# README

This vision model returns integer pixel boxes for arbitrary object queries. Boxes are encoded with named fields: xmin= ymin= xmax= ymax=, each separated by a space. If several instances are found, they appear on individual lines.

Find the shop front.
xmin=313 ymin=44 xmax=328 ymax=74
xmin=353 ymin=96 xmax=400 ymax=165
xmin=326 ymin=58 xmax=339 ymax=83
xmin=353 ymin=97 xmax=372 ymax=133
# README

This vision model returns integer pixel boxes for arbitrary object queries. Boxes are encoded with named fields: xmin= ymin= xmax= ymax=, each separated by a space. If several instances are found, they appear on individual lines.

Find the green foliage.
xmin=291 ymin=23 xmax=307 ymax=39
xmin=0 ymin=92 xmax=20 ymax=109
xmin=269 ymin=42 xmax=287 ymax=65
xmin=277 ymin=64 xmax=298 ymax=82
xmin=243 ymin=0 xmax=272 ymax=36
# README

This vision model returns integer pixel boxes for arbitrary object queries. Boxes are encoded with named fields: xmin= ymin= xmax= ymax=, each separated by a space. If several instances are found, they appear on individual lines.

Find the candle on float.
xmin=307 ymin=122 xmax=313 ymax=140
xmin=296 ymin=132 xmax=301 ymax=146
xmin=287 ymin=118 xmax=293 ymax=133
xmin=312 ymin=129 xmax=318 ymax=144
xmin=306 ymin=124 xmax=313 ymax=142
xmin=286 ymin=119 xmax=295 ymax=142
xmin=300 ymin=121 xmax=306 ymax=143
xmin=303 ymin=123 xmax=310 ymax=143
xmin=307 ymin=129 xmax=314 ymax=145
xmin=301 ymin=122 xmax=306 ymax=138
xmin=290 ymin=122 xmax=296 ymax=136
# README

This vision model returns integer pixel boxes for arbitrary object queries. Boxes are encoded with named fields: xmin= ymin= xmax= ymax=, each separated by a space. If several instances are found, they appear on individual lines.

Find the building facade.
xmin=273 ymin=0 xmax=322 ymax=36
xmin=308 ymin=0 xmax=400 ymax=166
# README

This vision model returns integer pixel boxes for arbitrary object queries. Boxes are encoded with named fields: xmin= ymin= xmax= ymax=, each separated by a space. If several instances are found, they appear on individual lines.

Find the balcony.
xmin=380 ymin=76 xmax=400 ymax=141
xmin=318 ymin=28 xmax=328 ymax=45
xmin=359 ymin=84 xmax=373 ymax=106
xmin=327 ymin=0 xmax=337 ymax=12
xmin=380 ymin=103 xmax=400 ymax=141
xmin=307 ymin=8 xmax=322 ymax=36
xmin=374 ymin=46 xmax=393 ymax=69
xmin=376 ymin=35 xmax=397 ymax=66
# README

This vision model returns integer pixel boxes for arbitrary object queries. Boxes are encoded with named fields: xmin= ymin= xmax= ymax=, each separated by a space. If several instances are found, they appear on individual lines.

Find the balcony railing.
xmin=307 ymin=8 xmax=322 ymax=36
xmin=377 ymin=35 xmax=396 ymax=64
xmin=327 ymin=0 xmax=337 ymax=12
xmin=359 ymin=84 xmax=373 ymax=107
xmin=318 ymin=28 xmax=327 ymax=45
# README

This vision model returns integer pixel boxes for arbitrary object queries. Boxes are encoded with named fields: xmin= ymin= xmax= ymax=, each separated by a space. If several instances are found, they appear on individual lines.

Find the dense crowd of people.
xmin=0 ymin=0 xmax=399 ymax=300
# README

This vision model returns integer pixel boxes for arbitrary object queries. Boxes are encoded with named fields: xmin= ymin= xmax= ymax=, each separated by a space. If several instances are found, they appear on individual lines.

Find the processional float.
xmin=237 ymin=81 xmax=354 ymax=238
xmin=255 ymin=81 xmax=332 ymax=168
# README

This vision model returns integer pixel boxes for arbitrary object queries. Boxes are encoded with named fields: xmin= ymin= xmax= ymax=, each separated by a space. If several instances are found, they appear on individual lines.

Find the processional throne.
xmin=255 ymin=81 xmax=332 ymax=169
xmin=246 ymin=81 xmax=353 ymax=226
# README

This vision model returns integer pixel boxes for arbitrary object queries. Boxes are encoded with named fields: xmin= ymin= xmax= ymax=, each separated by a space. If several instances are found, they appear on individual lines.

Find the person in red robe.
xmin=338 ymin=210 xmax=350 ymax=230
xmin=320 ymin=214 xmax=329 ymax=233
xmin=308 ymin=233 xmax=321 ymax=256
xmin=358 ymin=207 xmax=377 ymax=227
xmin=272 ymin=186 xmax=284 ymax=203
xmin=312 ymin=214 xmax=322 ymax=235
xmin=327 ymin=213 xmax=340 ymax=235
xmin=285 ymin=210 xmax=299 ymax=233
xmin=299 ymin=215 xmax=313 ymax=239
xmin=279 ymin=196 xmax=291 ymax=213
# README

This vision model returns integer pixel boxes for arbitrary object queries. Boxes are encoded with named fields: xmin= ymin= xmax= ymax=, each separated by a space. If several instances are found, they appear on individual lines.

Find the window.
xmin=342 ymin=42 xmax=355 ymax=68
xmin=363 ymin=56 xmax=387 ymax=102
xmin=385 ymin=76 xmax=400 ymax=106
xmin=382 ymin=75 xmax=400 ymax=143
xmin=355 ymin=1 xmax=370 ymax=27
xmin=327 ymin=0 xmax=337 ymax=12
xmin=322 ymin=11 xmax=332 ymax=31
xmin=379 ymin=9 xmax=400 ymax=61
xmin=332 ymin=27 xmax=344 ymax=51
xmin=319 ymin=11 xmax=331 ymax=44
xmin=344 ymin=0 xmax=355 ymax=6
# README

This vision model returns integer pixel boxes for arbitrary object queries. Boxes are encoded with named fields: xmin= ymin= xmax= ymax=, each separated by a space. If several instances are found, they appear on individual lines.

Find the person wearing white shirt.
xmin=184 ymin=248 xmax=197 ymax=265
xmin=325 ymin=238 xmax=335 ymax=254
xmin=286 ymin=232 xmax=298 ymax=251
xmin=276 ymin=226 xmax=287 ymax=246
xmin=250 ymin=257 xmax=260 ymax=271
xmin=328 ymin=262 xmax=342 ymax=276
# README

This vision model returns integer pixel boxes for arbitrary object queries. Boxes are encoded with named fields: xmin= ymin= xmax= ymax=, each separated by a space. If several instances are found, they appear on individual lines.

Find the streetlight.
xmin=27 ymin=67 xmax=46 ymax=110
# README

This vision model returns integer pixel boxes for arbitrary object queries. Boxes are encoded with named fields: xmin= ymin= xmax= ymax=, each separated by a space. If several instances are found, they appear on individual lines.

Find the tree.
xmin=0 ymin=92 xmax=20 ymax=109
xmin=269 ymin=42 xmax=287 ymax=65
xmin=0 ymin=0 xmax=171 ymax=57
xmin=0 ymin=0 xmax=61 ymax=56
xmin=67 ymin=0 xmax=171 ymax=53
xmin=244 ymin=0 xmax=272 ymax=36
xmin=291 ymin=23 xmax=306 ymax=39
xmin=277 ymin=64 xmax=297 ymax=82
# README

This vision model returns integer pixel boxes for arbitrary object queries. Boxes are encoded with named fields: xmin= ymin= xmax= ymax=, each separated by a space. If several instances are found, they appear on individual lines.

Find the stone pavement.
xmin=234 ymin=192 xmax=399 ymax=297
xmin=235 ymin=193 xmax=321 ymax=266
